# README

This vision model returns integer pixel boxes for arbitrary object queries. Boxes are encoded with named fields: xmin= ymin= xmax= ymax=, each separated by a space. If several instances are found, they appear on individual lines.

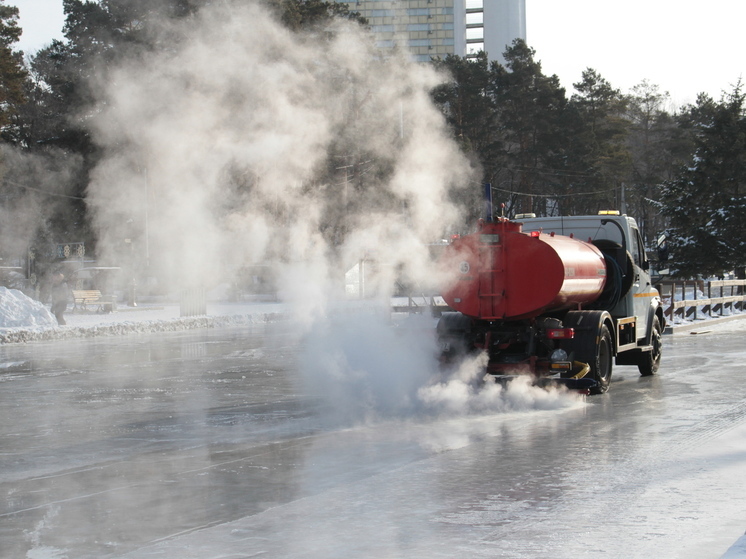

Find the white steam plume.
xmin=85 ymin=1 xmax=474 ymax=319
xmin=0 ymin=146 xmax=82 ymax=269
xmin=300 ymin=313 xmax=584 ymax=425
xmin=417 ymin=351 xmax=584 ymax=415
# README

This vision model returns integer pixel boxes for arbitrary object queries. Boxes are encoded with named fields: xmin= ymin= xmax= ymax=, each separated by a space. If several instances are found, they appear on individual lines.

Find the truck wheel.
xmin=638 ymin=315 xmax=662 ymax=376
xmin=589 ymin=325 xmax=613 ymax=394
xmin=436 ymin=313 xmax=474 ymax=364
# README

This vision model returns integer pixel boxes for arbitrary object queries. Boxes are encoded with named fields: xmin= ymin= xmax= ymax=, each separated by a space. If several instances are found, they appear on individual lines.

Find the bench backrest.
xmin=72 ymin=290 xmax=102 ymax=300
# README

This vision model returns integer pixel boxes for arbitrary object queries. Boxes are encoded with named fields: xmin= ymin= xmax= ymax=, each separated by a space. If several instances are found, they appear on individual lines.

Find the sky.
xmin=527 ymin=0 xmax=746 ymax=107
xmin=10 ymin=0 xmax=746 ymax=108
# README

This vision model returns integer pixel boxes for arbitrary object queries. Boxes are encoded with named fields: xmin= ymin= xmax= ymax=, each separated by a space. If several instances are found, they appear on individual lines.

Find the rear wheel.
xmin=588 ymin=325 xmax=613 ymax=394
xmin=436 ymin=312 xmax=474 ymax=364
xmin=561 ymin=311 xmax=614 ymax=395
xmin=638 ymin=315 xmax=662 ymax=376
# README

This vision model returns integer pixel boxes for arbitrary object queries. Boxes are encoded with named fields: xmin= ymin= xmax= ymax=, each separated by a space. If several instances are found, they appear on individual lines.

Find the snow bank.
xmin=0 ymin=311 xmax=287 ymax=344
xmin=0 ymin=287 xmax=57 ymax=329
xmin=0 ymin=286 xmax=287 ymax=344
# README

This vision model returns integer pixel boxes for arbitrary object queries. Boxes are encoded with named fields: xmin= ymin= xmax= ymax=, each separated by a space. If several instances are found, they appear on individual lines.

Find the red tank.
xmin=440 ymin=218 xmax=607 ymax=321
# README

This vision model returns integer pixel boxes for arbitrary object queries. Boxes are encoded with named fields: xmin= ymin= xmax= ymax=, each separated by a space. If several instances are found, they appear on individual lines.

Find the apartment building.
xmin=335 ymin=0 xmax=526 ymax=62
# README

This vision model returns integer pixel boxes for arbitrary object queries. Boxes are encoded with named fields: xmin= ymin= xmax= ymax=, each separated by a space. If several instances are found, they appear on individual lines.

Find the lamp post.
xmin=124 ymin=235 xmax=137 ymax=307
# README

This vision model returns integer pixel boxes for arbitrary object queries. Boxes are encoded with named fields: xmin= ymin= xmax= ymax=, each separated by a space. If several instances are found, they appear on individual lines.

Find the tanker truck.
xmin=436 ymin=211 xmax=665 ymax=394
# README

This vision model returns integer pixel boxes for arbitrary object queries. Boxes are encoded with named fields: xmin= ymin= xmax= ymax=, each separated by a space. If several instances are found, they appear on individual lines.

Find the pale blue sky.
xmin=11 ymin=0 xmax=746 ymax=107
xmin=529 ymin=0 xmax=745 ymax=106
xmin=13 ymin=0 xmax=64 ymax=53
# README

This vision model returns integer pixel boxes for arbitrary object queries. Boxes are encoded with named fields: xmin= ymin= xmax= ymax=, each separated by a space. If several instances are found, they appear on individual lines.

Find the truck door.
xmin=630 ymin=226 xmax=653 ymax=340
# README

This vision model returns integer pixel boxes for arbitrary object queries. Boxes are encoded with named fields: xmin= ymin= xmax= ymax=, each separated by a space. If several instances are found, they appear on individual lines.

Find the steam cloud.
xmin=0 ymin=146 xmax=83 ymax=271
xmin=85 ymin=1 xmax=473 ymax=317
xmin=300 ymin=312 xmax=584 ymax=425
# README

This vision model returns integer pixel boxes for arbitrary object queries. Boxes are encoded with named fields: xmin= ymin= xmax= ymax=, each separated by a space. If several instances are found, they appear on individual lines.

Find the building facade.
xmin=335 ymin=0 xmax=526 ymax=62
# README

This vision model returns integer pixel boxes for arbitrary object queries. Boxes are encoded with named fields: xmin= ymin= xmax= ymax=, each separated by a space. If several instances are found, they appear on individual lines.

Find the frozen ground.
xmin=2 ymin=286 xmax=746 ymax=558
xmin=2 ymin=317 xmax=746 ymax=559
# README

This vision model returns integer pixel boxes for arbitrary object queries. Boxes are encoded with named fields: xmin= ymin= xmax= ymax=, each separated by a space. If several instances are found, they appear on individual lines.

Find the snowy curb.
xmin=720 ymin=533 xmax=746 ymax=558
xmin=665 ymin=312 xmax=746 ymax=334
xmin=0 ymin=312 xmax=287 ymax=344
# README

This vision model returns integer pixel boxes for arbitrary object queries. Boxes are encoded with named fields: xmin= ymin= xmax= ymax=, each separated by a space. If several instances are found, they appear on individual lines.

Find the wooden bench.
xmin=72 ymin=290 xmax=115 ymax=312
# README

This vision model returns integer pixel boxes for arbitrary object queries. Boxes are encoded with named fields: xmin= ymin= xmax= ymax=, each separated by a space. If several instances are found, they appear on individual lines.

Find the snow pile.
xmin=0 ymin=309 xmax=286 ymax=344
xmin=0 ymin=287 xmax=56 ymax=329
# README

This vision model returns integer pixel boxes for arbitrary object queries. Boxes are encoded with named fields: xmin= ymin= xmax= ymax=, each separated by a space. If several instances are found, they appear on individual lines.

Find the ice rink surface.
xmin=2 ymin=307 xmax=746 ymax=559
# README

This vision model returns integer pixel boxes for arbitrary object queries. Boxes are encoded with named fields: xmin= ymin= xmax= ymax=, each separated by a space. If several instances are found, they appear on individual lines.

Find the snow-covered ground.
xmin=1 ymin=285 xmax=744 ymax=344
xmin=0 ymin=286 xmax=288 ymax=344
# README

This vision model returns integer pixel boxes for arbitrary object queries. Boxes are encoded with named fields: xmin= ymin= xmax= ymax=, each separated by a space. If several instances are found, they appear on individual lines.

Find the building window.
xmin=466 ymin=28 xmax=483 ymax=41
xmin=465 ymin=0 xmax=483 ymax=9
xmin=371 ymin=10 xmax=394 ymax=17
xmin=372 ymin=25 xmax=395 ymax=32
xmin=408 ymin=24 xmax=430 ymax=31
xmin=466 ymin=12 xmax=483 ymax=25
xmin=466 ymin=42 xmax=484 ymax=55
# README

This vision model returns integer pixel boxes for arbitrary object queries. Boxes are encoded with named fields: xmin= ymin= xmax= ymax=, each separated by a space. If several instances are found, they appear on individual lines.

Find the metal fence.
xmin=657 ymin=280 xmax=746 ymax=322
xmin=180 ymin=287 xmax=207 ymax=317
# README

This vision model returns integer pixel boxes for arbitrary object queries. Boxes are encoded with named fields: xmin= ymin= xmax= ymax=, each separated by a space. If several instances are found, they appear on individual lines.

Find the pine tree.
xmin=559 ymin=68 xmax=629 ymax=216
xmin=661 ymin=83 xmax=746 ymax=277
xmin=266 ymin=0 xmax=367 ymax=31
xmin=430 ymin=52 xmax=495 ymax=222
xmin=489 ymin=39 xmax=567 ymax=215
xmin=431 ymin=53 xmax=494 ymax=155
xmin=624 ymin=80 xmax=689 ymax=245
xmin=0 ymin=0 xmax=27 ymax=142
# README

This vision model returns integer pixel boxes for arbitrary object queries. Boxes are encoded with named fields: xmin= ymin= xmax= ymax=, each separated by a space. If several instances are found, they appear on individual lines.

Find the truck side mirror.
xmin=657 ymin=235 xmax=669 ymax=262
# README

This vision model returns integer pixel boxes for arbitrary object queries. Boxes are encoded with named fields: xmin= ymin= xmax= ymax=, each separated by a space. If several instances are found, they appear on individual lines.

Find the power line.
xmin=507 ymin=166 xmax=602 ymax=180
xmin=2 ymin=179 xmax=85 ymax=200
xmin=489 ymin=184 xmax=618 ymax=198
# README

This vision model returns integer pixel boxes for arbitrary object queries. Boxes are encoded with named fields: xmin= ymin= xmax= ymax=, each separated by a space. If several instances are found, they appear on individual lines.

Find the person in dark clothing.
xmin=50 ymin=272 xmax=69 ymax=325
